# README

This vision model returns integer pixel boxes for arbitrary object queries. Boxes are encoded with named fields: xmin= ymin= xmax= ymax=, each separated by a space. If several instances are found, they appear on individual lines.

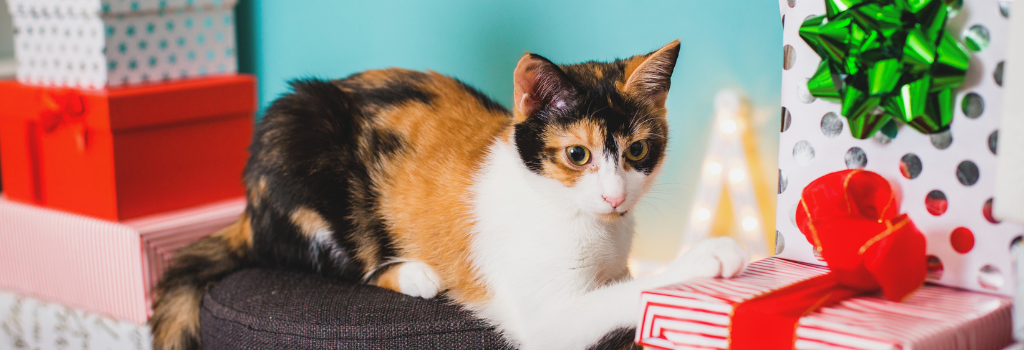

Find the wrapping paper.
xmin=6 ymin=0 xmax=237 ymax=88
xmin=778 ymin=0 xmax=1022 ymax=296
xmin=0 ymin=196 xmax=245 ymax=323
xmin=7 ymin=0 xmax=237 ymax=16
xmin=0 ymin=289 xmax=151 ymax=350
xmin=636 ymin=257 xmax=1013 ymax=350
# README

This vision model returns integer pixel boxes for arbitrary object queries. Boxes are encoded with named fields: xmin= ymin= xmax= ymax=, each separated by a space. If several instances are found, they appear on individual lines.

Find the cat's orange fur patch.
xmin=540 ymin=119 xmax=605 ymax=187
xmin=219 ymin=213 xmax=253 ymax=250
xmin=249 ymin=177 xmax=268 ymax=209
xmin=620 ymin=55 xmax=649 ymax=93
xmin=370 ymin=264 xmax=402 ymax=292
xmin=290 ymin=206 xmax=331 ymax=237
xmin=354 ymin=70 xmax=510 ymax=304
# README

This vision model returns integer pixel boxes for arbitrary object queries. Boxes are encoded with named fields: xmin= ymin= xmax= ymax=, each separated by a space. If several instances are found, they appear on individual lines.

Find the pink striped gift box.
xmin=0 ymin=195 xmax=245 ymax=324
xmin=636 ymin=258 xmax=1013 ymax=350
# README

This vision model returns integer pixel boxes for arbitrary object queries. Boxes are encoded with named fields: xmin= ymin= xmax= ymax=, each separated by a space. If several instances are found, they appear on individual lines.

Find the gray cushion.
xmin=200 ymin=268 xmax=512 ymax=349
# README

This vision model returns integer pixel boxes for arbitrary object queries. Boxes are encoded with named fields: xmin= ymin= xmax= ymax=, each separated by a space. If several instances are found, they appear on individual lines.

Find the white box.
xmin=6 ymin=0 xmax=238 ymax=88
xmin=0 ymin=289 xmax=152 ymax=350
xmin=776 ymin=0 xmax=1021 ymax=296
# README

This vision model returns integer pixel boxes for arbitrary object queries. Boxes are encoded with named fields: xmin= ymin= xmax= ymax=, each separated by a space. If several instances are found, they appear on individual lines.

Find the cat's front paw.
xmin=397 ymin=261 xmax=443 ymax=298
xmin=667 ymin=237 xmax=749 ymax=281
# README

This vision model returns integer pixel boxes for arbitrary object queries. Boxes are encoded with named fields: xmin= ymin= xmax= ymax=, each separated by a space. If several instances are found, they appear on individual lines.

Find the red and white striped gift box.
xmin=0 ymin=195 xmax=245 ymax=324
xmin=636 ymin=258 xmax=1013 ymax=350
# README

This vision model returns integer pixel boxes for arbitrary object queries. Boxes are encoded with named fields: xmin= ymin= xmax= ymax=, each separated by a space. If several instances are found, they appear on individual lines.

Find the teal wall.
xmin=237 ymin=0 xmax=783 ymax=261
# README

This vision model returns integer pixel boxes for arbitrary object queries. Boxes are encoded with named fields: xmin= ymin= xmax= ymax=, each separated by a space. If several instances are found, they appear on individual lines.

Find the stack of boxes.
xmin=0 ymin=1 xmax=254 ymax=348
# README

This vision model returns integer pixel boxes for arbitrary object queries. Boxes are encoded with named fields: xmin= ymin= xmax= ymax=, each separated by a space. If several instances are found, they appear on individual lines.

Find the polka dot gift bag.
xmin=5 ymin=0 xmax=238 ymax=88
xmin=776 ymin=0 xmax=1020 ymax=297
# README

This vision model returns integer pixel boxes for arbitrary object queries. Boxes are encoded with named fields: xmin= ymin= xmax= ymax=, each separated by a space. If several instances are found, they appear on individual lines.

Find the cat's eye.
xmin=566 ymin=146 xmax=591 ymax=166
xmin=626 ymin=141 xmax=649 ymax=161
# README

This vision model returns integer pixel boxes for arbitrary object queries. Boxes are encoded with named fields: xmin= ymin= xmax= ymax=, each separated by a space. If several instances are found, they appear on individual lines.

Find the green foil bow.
xmin=800 ymin=0 xmax=971 ymax=139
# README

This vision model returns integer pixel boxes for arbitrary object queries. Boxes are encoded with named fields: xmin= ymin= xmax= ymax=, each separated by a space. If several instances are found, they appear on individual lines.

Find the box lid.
xmin=0 ymin=74 xmax=256 ymax=132
xmin=6 ymin=0 xmax=238 ymax=18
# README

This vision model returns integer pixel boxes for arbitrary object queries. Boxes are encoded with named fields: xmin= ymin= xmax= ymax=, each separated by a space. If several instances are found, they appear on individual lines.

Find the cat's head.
xmin=511 ymin=40 xmax=679 ymax=218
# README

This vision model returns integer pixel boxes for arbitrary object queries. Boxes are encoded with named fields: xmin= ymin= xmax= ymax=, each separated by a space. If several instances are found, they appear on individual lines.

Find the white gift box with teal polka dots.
xmin=6 ymin=0 xmax=238 ymax=88
xmin=8 ymin=0 xmax=233 ymax=16
xmin=776 ymin=0 xmax=1021 ymax=297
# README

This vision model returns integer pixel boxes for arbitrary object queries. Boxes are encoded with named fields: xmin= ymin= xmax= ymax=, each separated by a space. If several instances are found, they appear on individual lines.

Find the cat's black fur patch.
xmin=336 ymin=70 xmax=437 ymax=108
xmin=587 ymin=327 xmax=642 ymax=350
xmin=514 ymin=117 xmax=551 ymax=173
xmin=245 ymin=78 xmax=401 ymax=278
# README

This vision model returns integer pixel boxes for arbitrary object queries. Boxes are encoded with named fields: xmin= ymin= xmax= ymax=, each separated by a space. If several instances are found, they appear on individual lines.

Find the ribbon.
xmin=38 ymin=91 xmax=89 ymax=151
xmin=800 ymin=0 xmax=970 ymax=139
xmin=25 ymin=91 xmax=90 ymax=204
xmin=729 ymin=170 xmax=926 ymax=349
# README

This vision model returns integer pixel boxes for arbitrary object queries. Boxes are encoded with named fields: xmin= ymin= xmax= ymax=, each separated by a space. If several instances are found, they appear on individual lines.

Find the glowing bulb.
xmin=696 ymin=207 xmax=711 ymax=221
xmin=720 ymin=119 xmax=737 ymax=134
xmin=742 ymin=216 xmax=758 ymax=231
xmin=706 ymin=162 xmax=722 ymax=175
xmin=729 ymin=168 xmax=745 ymax=183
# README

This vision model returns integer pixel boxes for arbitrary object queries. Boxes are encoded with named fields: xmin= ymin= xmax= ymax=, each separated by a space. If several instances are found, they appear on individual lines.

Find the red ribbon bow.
xmin=38 ymin=90 xmax=89 ymax=151
xmin=729 ymin=169 xmax=927 ymax=349
xmin=25 ymin=91 xmax=91 ymax=204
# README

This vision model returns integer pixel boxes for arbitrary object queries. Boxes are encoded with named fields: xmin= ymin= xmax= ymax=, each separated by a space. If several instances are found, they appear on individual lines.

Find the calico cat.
xmin=150 ymin=40 xmax=748 ymax=350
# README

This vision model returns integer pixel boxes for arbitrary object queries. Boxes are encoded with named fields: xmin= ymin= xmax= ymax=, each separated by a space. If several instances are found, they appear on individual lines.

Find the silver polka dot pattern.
xmin=927 ymin=255 xmax=944 ymax=280
xmin=793 ymin=140 xmax=815 ymax=166
xmin=778 ymin=169 xmax=788 ymax=194
xmin=979 ymin=265 xmax=1004 ymax=290
xmin=957 ymin=161 xmax=980 ymax=186
xmin=901 ymin=153 xmax=923 ymax=179
xmin=964 ymin=25 xmax=991 ymax=52
xmin=783 ymin=45 xmax=796 ymax=70
xmin=820 ymin=112 xmax=843 ymax=138
xmin=775 ymin=231 xmax=785 ymax=255
xmin=995 ymin=61 xmax=1004 ymax=86
xmin=962 ymin=92 xmax=985 ymax=119
xmin=845 ymin=147 xmax=867 ymax=169
xmin=777 ymin=0 xmax=1023 ymax=296
xmin=948 ymin=0 xmax=964 ymax=17
xmin=989 ymin=130 xmax=998 ymax=155
xmin=930 ymin=131 xmax=953 ymax=149
xmin=781 ymin=107 xmax=792 ymax=132
xmin=797 ymin=78 xmax=816 ymax=103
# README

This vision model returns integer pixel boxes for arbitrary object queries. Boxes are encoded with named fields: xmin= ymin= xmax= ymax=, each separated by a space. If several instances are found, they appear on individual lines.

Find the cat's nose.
xmin=603 ymin=195 xmax=625 ymax=208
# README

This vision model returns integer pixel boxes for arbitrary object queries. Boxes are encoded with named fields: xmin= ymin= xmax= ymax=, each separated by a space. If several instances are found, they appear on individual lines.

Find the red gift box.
xmin=0 ymin=196 xmax=245 ymax=323
xmin=0 ymin=75 xmax=255 ymax=221
xmin=636 ymin=258 xmax=1013 ymax=350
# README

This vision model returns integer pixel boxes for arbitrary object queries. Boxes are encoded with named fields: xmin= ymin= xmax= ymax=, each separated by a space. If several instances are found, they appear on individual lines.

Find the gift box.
xmin=0 ymin=289 xmax=151 ymax=350
xmin=776 ymin=0 xmax=1022 ymax=296
xmin=636 ymin=257 xmax=1014 ymax=350
xmin=0 ymin=75 xmax=254 ymax=221
xmin=6 ymin=0 xmax=238 ymax=88
xmin=0 ymin=196 xmax=245 ymax=324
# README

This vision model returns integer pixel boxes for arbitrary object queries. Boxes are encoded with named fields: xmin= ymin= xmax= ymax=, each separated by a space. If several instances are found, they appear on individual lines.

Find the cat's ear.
xmin=623 ymin=40 xmax=681 ymax=108
xmin=513 ymin=53 xmax=574 ymax=122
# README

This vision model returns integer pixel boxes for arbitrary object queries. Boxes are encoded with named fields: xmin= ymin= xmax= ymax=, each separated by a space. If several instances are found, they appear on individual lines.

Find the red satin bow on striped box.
xmin=636 ymin=170 xmax=1014 ymax=349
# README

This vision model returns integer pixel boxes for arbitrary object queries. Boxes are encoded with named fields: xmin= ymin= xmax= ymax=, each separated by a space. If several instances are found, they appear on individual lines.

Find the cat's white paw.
xmin=397 ymin=261 xmax=443 ymax=298
xmin=666 ymin=237 xmax=749 ymax=281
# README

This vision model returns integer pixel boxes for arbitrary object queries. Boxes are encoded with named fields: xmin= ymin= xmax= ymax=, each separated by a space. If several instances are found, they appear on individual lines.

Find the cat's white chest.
xmin=467 ymin=140 xmax=634 ymax=341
